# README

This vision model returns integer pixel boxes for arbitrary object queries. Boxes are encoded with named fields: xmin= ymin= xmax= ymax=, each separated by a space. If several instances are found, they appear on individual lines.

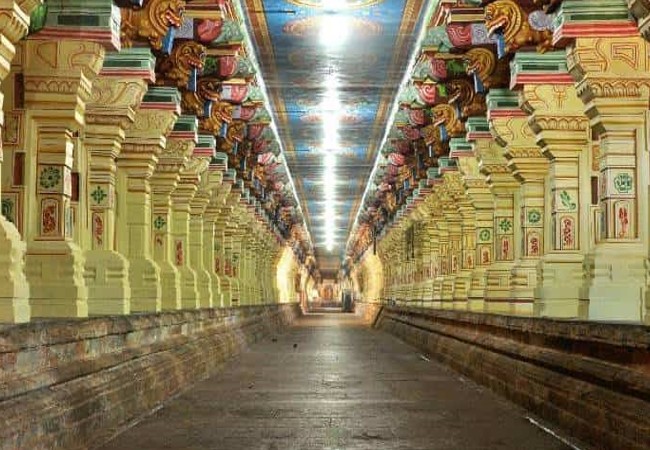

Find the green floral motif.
xmin=613 ymin=173 xmax=633 ymax=194
xmin=1 ymin=198 xmax=14 ymax=224
xmin=560 ymin=190 xmax=576 ymax=210
xmin=153 ymin=215 xmax=166 ymax=230
xmin=478 ymin=229 xmax=491 ymax=241
xmin=527 ymin=209 xmax=541 ymax=224
xmin=39 ymin=166 xmax=61 ymax=189
xmin=498 ymin=218 xmax=512 ymax=233
xmin=90 ymin=186 xmax=107 ymax=205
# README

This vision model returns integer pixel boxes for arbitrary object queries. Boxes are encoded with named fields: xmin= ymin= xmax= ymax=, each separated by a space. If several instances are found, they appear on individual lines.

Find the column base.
xmin=484 ymin=262 xmax=514 ymax=313
xmin=432 ymin=277 xmax=444 ymax=308
xmin=0 ymin=217 xmax=30 ymax=323
xmin=221 ymin=276 xmax=234 ymax=307
xmin=26 ymin=240 xmax=88 ymax=318
xmin=580 ymin=243 xmax=647 ymax=322
xmin=196 ymin=268 xmax=213 ymax=308
xmin=441 ymin=276 xmax=455 ymax=307
xmin=534 ymin=252 xmax=584 ymax=318
xmin=157 ymin=261 xmax=181 ymax=311
xmin=452 ymin=270 xmax=472 ymax=310
xmin=178 ymin=266 xmax=199 ymax=309
xmin=508 ymin=257 xmax=539 ymax=315
xmin=128 ymin=258 xmax=161 ymax=312
xmin=468 ymin=267 xmax=487 ymax=311
xmin=84 ymin=250 xmax=131 ymax=315
xmin=209 ymin=274 xmax=223 ymax=308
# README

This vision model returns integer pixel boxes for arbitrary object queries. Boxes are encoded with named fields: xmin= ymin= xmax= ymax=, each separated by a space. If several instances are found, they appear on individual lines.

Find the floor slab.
xmin=98 ymin=313 xmax=575 ymax=450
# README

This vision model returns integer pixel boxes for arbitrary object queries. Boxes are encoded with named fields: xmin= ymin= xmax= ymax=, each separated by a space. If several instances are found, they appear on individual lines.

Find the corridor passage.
xmin=99 ymin=313 xmax=573 ymax=450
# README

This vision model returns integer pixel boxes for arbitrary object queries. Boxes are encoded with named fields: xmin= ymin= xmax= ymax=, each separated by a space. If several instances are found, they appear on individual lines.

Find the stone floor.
xmin=98 ymin=313 xmax=577 ymax=450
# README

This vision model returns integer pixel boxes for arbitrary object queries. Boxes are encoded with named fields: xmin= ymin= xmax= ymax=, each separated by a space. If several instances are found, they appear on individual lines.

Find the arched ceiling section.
xmin=241 ymin=0 xmax=430 ymax=273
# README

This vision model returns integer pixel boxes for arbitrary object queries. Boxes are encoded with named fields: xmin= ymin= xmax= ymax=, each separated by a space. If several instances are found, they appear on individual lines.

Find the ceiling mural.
xmin=242 ymin=0 xmax=428 ymax=273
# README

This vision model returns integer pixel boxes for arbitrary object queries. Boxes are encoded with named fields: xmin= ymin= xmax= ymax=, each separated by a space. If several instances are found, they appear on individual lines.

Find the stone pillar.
xmin=206 ymin=169 xmax=231 ymax=308
xmin=472 ymin=117 xmax=517 ymax=313
xmin=197 ymin=138 xmax=222 ymax=308
xmin=488 ymin=87 xmax=549 ymax=315
xmin=117 ymin=87 xmax=180 ymax=312
xmin=569 ymin=35 xmax=650 ymax=321
xmin=0 ymin=0 xmax=33 ymax=323
xmin=23 ymin=39 xmax=105 ymax=317
xmin=521 ymin=81 xmax=591 ymax=318
xmin=150 ymin=117 xmax=195 ymax=310
xmin=84 ymin=49 xmax=153 ymax=315
xmin=440 ymin=178 xmax=462 ymax=309
xmin=171 ymin=132 xmax=201 ymax=310
xmin=188 ymin=136 xmax=216 ymax=308
xmin=455 ymin=128 xmax=494 ymax=311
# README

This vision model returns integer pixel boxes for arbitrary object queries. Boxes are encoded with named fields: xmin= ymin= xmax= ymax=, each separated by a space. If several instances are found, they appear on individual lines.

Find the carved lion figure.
xmin=156 ymin=41 xmax=206 ymax=90
xmin=485 ymin=0 xmax=553 ymax=54
xmin=121 ymin=0 xmax=185 ymax=50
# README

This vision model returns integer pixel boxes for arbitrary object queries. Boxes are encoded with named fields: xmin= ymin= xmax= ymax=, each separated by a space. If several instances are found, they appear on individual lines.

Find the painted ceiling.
xmin=242 ymin=0 xmax=428 ymax=273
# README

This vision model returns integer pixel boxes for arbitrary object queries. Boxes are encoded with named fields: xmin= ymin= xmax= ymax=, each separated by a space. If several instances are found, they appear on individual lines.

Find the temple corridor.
xmin=3 ymin=0 xmax=650 ymax=449
xmin=98 ymin=312 xmax=573 ymax=450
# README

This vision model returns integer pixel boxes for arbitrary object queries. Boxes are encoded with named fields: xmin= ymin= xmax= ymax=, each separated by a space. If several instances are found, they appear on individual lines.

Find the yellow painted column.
xmin=440 ymin=181 xmax=461 ymax=309
xmin=488 ymin=101 xmax=548 ymax=315
xmin=523 ymin=83 xmax=591 ymax=317
xmin=117 ymin=87 xmax=180 ymax=312
xmin=172 ymin=154 xmax=201 ymax=309
xmin=569 ymin=36 xmax=650 ymax=321
xmin=84 ymin=50 xmax=153 ymax=315
xmin=472 ymin=123 xmax=517 ymax=313
xmin=198 ymin=146 xmax=224 ymax=308
xmin=187 ymin=142 xmax=214 ymax=309
xmin=22 ymin=39 xmax=105 ymax=317
xmin=150 ymin=118 xmax=195 ymax=310
xmin=454 ymin=134 xmax=494 ymax=311
xmin=0 ymin=0 xmax=33 ymax=323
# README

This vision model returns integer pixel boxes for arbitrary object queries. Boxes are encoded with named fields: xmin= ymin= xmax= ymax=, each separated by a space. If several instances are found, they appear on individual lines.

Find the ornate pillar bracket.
xmin=84 ymin=48 xmax=154 ymax=315
xmin=118 ymin=86 xmax=180 ymax=312
xmin=513 ymin=51 xmax=591 ymax=317
xmin=30 ymin=0 xmax=121 ymax=51
xmin=553 ymin=0 xmax=640 ymax=47
xmin=568 ymin=35 xmax=650 ymax=321
xmin=0 ymin=0 xmax=33 ymax=323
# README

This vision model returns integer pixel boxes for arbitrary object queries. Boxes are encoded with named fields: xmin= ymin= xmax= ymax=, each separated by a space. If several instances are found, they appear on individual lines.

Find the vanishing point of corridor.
xmin=99 ymin=313 xmax=572 ymax=450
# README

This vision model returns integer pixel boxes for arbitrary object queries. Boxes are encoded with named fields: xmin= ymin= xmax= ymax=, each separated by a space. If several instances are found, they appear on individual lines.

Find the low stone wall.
xmin=354 ymin=301 xmax=383 ymax=325
xmin=0 ymin=303 xmax=301 ymax=450
xmin=375 ymin=305 xmax=650 ymax=450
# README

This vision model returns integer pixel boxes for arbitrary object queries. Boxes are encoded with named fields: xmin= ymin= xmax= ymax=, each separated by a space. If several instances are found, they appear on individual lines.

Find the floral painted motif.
xmin=560 ymin=216 xmax=575 ymax=250
xmin=1 ymin=198 xmax=14 ymax=224
xmin=92 ymin=213 xmax=104 ymax=247
xmin=613 ymin=173 xmax=633 ymax=194
xmin=90 ymin=186 xmax=108 ymax=205
xmin=500 ymin=237 xmax=511 ymax=260
xmin=41 ymin=199 xmax=59 ymax=236
xmin=527 ymin=232 xmax=540 ymax=257
xmin=39 ymin=166 xmax=61 ymax=189
xmin=615 ymin=201 xmax=630 ymax=239
xmin=154 ymin=215 xmax=167 ymax=230
xmin=527 ymin=209 xmax=541 ymax=224
xmin=559 ymin=190 xmax=577 ymax=210
xmin=498 ymin=218 xmax=512 ymax=233
xmin=478 ymin=229 xmax=491 ymax=241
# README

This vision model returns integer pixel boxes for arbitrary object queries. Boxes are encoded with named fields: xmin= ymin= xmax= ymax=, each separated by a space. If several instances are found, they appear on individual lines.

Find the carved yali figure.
xmin=182 ymin=77 xmax=223 ymax=117
xmin=156 ymin=40 xmax=207 ymax=91
xmin=484 ymin=0 xmax=553 ymax=56
xmin=121 ymin=0 xmax=186 ymax=51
